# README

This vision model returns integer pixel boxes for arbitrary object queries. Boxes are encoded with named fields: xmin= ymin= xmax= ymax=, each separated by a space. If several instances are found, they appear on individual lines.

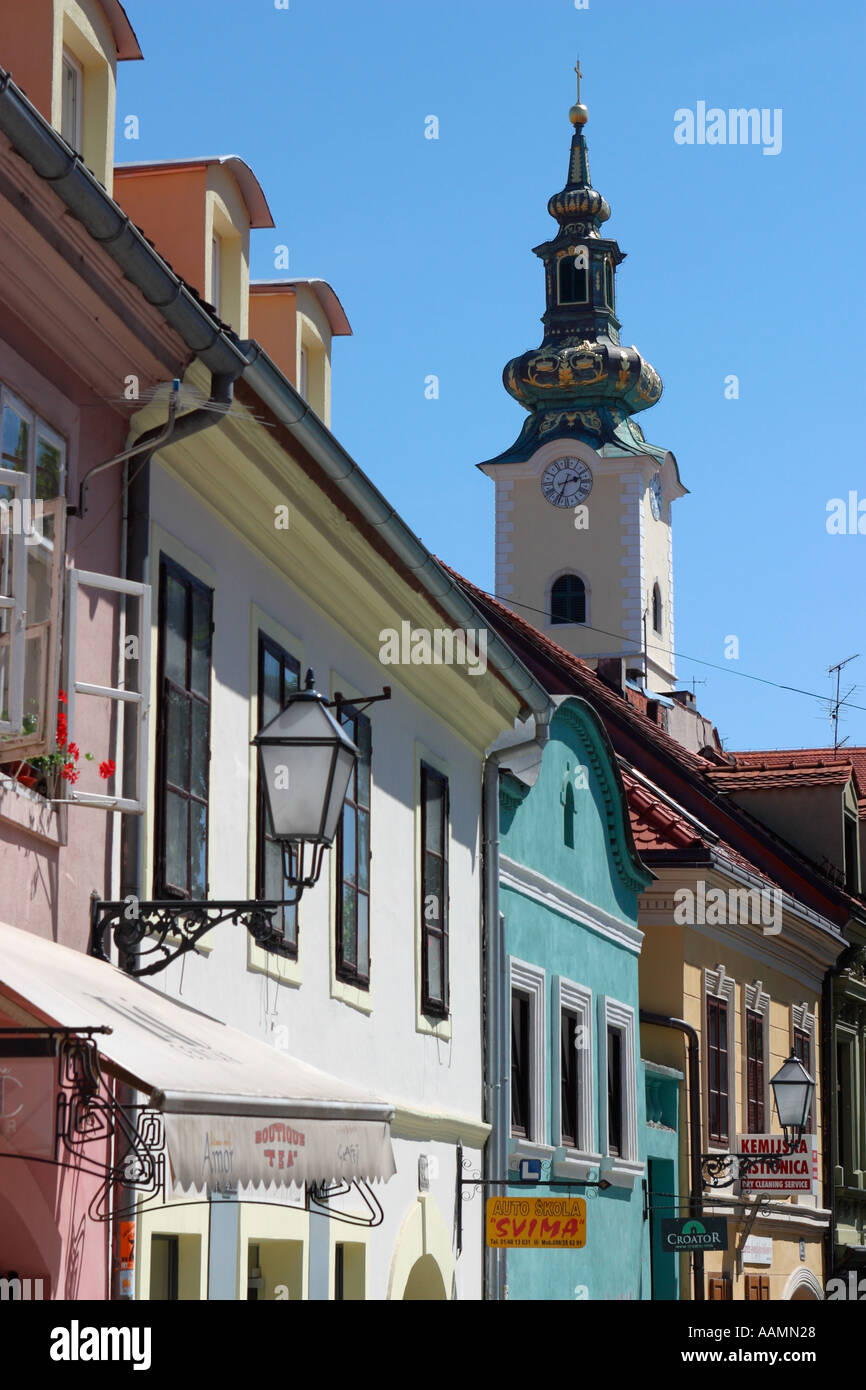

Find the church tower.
xmin=479 ymin=65 xmax=686 ymax=695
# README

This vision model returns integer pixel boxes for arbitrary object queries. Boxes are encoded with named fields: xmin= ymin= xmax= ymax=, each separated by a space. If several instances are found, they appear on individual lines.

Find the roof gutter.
xmin=0 ymin=66 xmax=247 ymax=380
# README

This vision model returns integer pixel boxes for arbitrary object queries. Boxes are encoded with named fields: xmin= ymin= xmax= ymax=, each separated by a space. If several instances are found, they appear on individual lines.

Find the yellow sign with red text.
xmin=485 ymin=1197 xmax=587 ymax=1248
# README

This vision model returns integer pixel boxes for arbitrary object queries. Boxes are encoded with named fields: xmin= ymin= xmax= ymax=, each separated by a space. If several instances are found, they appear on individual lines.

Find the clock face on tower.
xmin=540 ymin=457 xmax=593 ymax=508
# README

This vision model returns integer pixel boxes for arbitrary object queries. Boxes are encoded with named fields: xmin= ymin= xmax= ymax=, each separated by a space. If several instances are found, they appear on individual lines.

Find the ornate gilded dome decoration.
xmin=481 ymin=62 xmax=664 ymax=466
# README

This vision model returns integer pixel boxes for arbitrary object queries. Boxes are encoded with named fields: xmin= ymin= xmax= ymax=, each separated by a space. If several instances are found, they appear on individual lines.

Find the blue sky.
xmin=116 ymin=0 xmax=866 ymax=751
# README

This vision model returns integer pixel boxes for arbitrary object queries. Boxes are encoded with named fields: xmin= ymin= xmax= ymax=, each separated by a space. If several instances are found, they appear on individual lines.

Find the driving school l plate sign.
xmin=486 ymin=1197 xmax=586 ymax=1248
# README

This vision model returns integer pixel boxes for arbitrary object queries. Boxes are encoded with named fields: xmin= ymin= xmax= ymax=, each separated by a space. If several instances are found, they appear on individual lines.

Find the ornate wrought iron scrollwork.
xmin=308 ymin=1179 xmax=384 ymax=1228
xmin=700 ymin=1150 xmax=796 ymax=1189
xmin=53 ymin=1034 xmax=165 ymax=1220
xmin=90 ymin=898 xmax=297 ymax=978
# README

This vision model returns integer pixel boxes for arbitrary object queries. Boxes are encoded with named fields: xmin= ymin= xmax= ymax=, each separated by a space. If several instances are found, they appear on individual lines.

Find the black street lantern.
xmin=90 ymin=670 xmax=385 ymax=977
xmin=252 ymin=669 xmax=359 ymax=899
xmin=770 ymin=1052 xmax=816 ymax=1148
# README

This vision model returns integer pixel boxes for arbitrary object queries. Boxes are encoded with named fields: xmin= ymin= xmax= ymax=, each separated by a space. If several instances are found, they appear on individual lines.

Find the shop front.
xmin=0 ymin=922 xmax=395 ymax=1300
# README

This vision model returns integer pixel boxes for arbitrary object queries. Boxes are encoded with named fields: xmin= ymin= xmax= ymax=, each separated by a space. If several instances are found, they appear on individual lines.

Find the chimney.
xmin=596 ymin=657 xmax=626 ymax=694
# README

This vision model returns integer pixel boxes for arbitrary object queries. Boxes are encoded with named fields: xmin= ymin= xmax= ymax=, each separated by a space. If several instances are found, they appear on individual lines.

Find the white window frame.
xmin=792 ymin=1003 xmax=817 ymax=1136
xmin=598 ymin=995 xmax=642 ymax=1185
xmin=1 ymin=388 xmax=67 ymax=501
xmin=552 ymin=976 xmax=595 ymax=1159
xmin=703 ymin=965 xmax=737 ymax=1151
xmin=508 ymin=958 xmax=547 ymax=1155
xmin=743 ymin=980 xmax=771 ymax=1134
xmin=0 ymin=468 xmax=27 ymax=734
xmin=65 ymin=569 xmax=150 ymax=812
xmin=61 ymin=50 xmax=84 ymax=151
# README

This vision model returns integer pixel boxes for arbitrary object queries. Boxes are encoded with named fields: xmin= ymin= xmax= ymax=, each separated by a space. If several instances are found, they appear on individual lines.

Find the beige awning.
xmin=0 ymin=921 xmax=395 ymax=1188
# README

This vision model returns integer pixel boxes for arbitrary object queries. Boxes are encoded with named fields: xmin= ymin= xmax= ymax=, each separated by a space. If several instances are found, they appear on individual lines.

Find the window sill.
xmin=247 ymin=932 xmax=301 ymax=986
xmin=599 ymin=1156 xmax=645 ymax=1189
xmin=508 ymin=1140 xmax=556 ymax=1170
xmin=416 ymin=1009 xmax=451 ymax=1041
xmin=552 ymin=1151 xmax=603 ymax=1182
xmin=0 ymin=774 xmax=61 ymax=845
xmin=331 ymin=973 xmax=373 ymax=1015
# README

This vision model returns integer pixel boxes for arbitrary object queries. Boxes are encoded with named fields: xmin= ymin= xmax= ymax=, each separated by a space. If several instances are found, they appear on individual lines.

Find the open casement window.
xmin=0 ymin=468 xmax=27 ymax=738
xmin=0 ymin=491 xmax=64 ymax=760
xmin=65 ymin=569 xmax=151 ymax=812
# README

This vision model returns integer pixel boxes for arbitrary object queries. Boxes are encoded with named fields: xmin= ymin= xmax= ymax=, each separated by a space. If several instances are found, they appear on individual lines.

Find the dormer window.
xmin=61 ymin=50 xmax=83 ymax=149
xmin=558 ymin=256 xmax=588 ymax=306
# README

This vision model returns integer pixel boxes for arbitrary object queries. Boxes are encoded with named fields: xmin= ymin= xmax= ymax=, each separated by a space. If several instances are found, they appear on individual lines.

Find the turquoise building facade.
xmin=493 ymin=697 xmax=660 ymax=1300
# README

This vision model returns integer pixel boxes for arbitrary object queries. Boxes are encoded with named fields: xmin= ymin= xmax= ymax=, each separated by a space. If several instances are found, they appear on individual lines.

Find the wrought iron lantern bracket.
xmin=89 ymin=895 xmax=300 ymax=978
xmin=700 ymin=1147 xmax=798 ymax=1189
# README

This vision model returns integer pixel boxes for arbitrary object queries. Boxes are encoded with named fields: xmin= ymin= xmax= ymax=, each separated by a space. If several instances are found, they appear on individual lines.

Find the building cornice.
xmin=501 ymin=855 xmax=644 ymax=953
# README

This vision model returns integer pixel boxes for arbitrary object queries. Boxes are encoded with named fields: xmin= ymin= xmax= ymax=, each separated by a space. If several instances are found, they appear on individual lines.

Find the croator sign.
xmin=737 ymin=1134 xmax=818 ymax=1195
xmin=660 ymin=1218 xmax=728 ymax=1252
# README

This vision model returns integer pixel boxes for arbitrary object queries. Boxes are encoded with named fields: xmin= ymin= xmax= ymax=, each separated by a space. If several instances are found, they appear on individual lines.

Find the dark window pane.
xmin=511 ymin=993 xmax=531 ymax=1138
xmin=190 ymin=589 xmax=211 ymax=697
xmin=551 ymin=574 xmax=586 ymax=625
xmin=357 ymin=811 xmax=370 ymax=892
xmin=164 ymin=575 xmax=187 ymax=684
xmin=561 ymin=1012 xmax=578 ymax=1147
xmin=190 ymin=699 xmax=208 ymax=798
xmin=165 ymin=792 xmax=189 ymax=892
xmin=191 ymin=800 xmax=207 ymax=898
xmin=341 ymin=885 xmax=357 ymax=971
xmin=35 ymin=434 xmax=63 ymax=499
xmin=342 ymin=808 xmax=357 ymax=885
xmin=426 ymin=931 xmax=442 ymax=1003
xmin=357 ymin=894 xmax=369 ymax=980
xmin=607 ymin=1026 xmax=623 ymax=1157
xmin=165 ymin=689 xmax=190 ymax=789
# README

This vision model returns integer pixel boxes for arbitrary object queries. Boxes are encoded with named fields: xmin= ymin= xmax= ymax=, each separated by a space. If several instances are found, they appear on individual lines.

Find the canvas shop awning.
xmin=0 ymin=921 xmax=395 ymax=1190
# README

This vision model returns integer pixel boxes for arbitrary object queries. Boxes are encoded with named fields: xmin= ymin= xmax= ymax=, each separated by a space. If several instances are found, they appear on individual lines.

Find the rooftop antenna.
xmin=828 ymin=654 xmax=859 ymax=754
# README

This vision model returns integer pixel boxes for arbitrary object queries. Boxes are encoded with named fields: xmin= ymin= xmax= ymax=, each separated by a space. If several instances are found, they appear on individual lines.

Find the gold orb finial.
xmin=570 ymin=57 xmax=589 ymax=125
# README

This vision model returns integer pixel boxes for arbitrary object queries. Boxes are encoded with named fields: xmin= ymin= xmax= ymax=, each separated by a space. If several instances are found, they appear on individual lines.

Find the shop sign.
xmin=736 ymin=1134 xmax=818 ymax=1194
xmin=742 ymin=1235 xmax=773 ymax=1265
xmin=660 ymin=1218 xmax=728 ymax=1252
xmin=485 ymin=1197 xmax=586 ymax=1248
xmin=0 ymin=1058 xmax=55 ymax=1158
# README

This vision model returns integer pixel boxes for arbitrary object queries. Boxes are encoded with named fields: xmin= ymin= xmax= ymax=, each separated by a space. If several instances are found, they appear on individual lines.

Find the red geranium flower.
xmin=99 ymin=760 xmax=115 ymax=780
xmin=60 ymin=762 xmax=79 ymax=783
xmin=58 ymin=689 xmax=68 ymax=703
xmin=67 ymin=742 xmax=80 ymax=761
xmin=56 ymin=711 xmax=68 ymax=748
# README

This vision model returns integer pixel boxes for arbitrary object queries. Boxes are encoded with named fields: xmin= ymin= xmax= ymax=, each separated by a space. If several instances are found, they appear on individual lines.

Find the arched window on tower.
xmin=558 ymin=257 xmax=588 ymax=305
xmin=551 ymin=574 xmax=586 ymax=626
xmin=604 ymin=259 xmax=614 ymax=309
xmin=652 ymin=583 xmax=663 ymax=634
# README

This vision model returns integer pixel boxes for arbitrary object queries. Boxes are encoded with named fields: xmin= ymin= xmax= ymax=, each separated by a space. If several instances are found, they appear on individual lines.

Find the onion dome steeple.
xmin=482 ymin=63 xmax=664 ymax=466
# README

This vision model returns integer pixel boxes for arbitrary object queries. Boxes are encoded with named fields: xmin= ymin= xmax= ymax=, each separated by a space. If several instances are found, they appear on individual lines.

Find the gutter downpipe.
xmin=109 ymin=369 xmax=242 ymax=1301
xmin=639 ymin=1010 xmax=705 ymax=1301
xmin=483 ymin=719 xmax=553 ymax=1301
xmin=822 ymin=939 xmax=863 ymax=1286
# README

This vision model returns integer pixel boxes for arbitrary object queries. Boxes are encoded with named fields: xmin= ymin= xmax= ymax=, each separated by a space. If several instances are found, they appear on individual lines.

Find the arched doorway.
xmin=402 ymin=1254 xmax=447 ymax=1301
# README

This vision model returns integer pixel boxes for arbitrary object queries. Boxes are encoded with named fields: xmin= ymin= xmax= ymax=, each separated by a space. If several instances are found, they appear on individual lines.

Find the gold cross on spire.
xmin=574 ymin=57 xmax=582 ymax=103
